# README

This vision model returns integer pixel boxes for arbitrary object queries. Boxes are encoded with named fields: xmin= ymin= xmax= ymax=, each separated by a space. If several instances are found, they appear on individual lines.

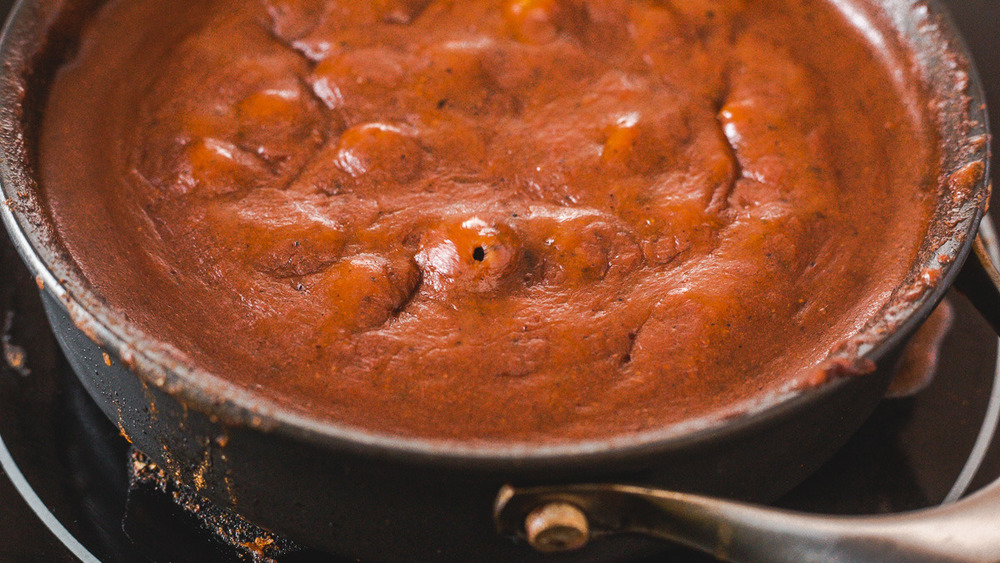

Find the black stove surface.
xmin=2 ymin=1 xmax=1000 ymax=561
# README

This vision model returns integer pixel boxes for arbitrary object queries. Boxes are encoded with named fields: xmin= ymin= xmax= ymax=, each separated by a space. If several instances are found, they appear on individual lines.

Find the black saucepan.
xmin=0 ymin=0 xmax=993 ymax=560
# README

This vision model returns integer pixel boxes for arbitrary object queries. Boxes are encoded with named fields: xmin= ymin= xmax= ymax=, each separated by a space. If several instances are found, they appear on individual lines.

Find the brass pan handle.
xmin=494 ymin=234 xmax=1000 ymax=562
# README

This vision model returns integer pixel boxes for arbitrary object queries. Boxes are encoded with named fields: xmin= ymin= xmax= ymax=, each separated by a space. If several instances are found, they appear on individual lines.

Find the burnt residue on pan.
xmin=2 ymin=311 xmax=30 ymax=377
xmin=128 ymin=449 xmax=302 ymax=563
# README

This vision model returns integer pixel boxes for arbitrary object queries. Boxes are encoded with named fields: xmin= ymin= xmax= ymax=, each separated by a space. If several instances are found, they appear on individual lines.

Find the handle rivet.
xmin=525 ymin=502 xmax=590 ymax=553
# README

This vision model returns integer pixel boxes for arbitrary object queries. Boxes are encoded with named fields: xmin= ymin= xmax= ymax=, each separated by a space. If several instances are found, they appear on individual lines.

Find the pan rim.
xmin=0 ymin=0 xmax=991 ymax=470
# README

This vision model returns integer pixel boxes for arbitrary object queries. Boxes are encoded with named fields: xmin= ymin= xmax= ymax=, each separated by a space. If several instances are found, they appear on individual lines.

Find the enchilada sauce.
xmin=40 ymin=0 xmax=938 ymax=441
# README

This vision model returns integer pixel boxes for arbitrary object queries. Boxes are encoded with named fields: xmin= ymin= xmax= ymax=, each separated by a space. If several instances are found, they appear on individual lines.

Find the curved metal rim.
xmin=0 ymin=0 xmax=992 ymax=471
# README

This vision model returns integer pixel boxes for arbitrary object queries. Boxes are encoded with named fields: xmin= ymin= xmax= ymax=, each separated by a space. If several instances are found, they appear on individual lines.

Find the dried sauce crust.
xmin=40 ymin=0 xmax=937 ymax=441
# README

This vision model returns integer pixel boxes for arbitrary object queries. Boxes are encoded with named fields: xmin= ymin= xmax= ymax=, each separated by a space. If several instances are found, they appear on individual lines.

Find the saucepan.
xmin=0 ymin=0 xmax=994 ymax=560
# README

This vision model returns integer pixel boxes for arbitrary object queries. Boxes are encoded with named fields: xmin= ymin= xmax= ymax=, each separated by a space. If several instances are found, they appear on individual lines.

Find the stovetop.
xmin=2 ymin=1 xmax=1000 ymax=561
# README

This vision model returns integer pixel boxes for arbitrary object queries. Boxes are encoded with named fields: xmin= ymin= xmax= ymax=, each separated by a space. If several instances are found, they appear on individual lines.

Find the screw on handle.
xmin=524 ymin=502 xmax=590 ymax=552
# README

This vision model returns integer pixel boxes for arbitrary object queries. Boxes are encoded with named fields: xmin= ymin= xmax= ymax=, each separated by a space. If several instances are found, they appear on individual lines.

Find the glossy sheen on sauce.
xmin=40 ymin=0 xmax=938 ymax=442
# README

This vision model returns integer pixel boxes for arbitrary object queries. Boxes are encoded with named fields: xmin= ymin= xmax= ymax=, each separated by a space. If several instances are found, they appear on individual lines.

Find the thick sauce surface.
xmin=41 ymin=0 xmax=937 ymax=442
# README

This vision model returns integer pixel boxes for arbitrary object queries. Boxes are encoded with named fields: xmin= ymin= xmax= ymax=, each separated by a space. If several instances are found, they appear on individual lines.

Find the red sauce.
xmin=40 ymin=0 xmax=938 ymax=442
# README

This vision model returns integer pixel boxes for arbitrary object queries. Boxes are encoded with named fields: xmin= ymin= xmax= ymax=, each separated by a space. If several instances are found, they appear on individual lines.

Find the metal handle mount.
xmin=495 ymin=479 xmax=1000 ymax=562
